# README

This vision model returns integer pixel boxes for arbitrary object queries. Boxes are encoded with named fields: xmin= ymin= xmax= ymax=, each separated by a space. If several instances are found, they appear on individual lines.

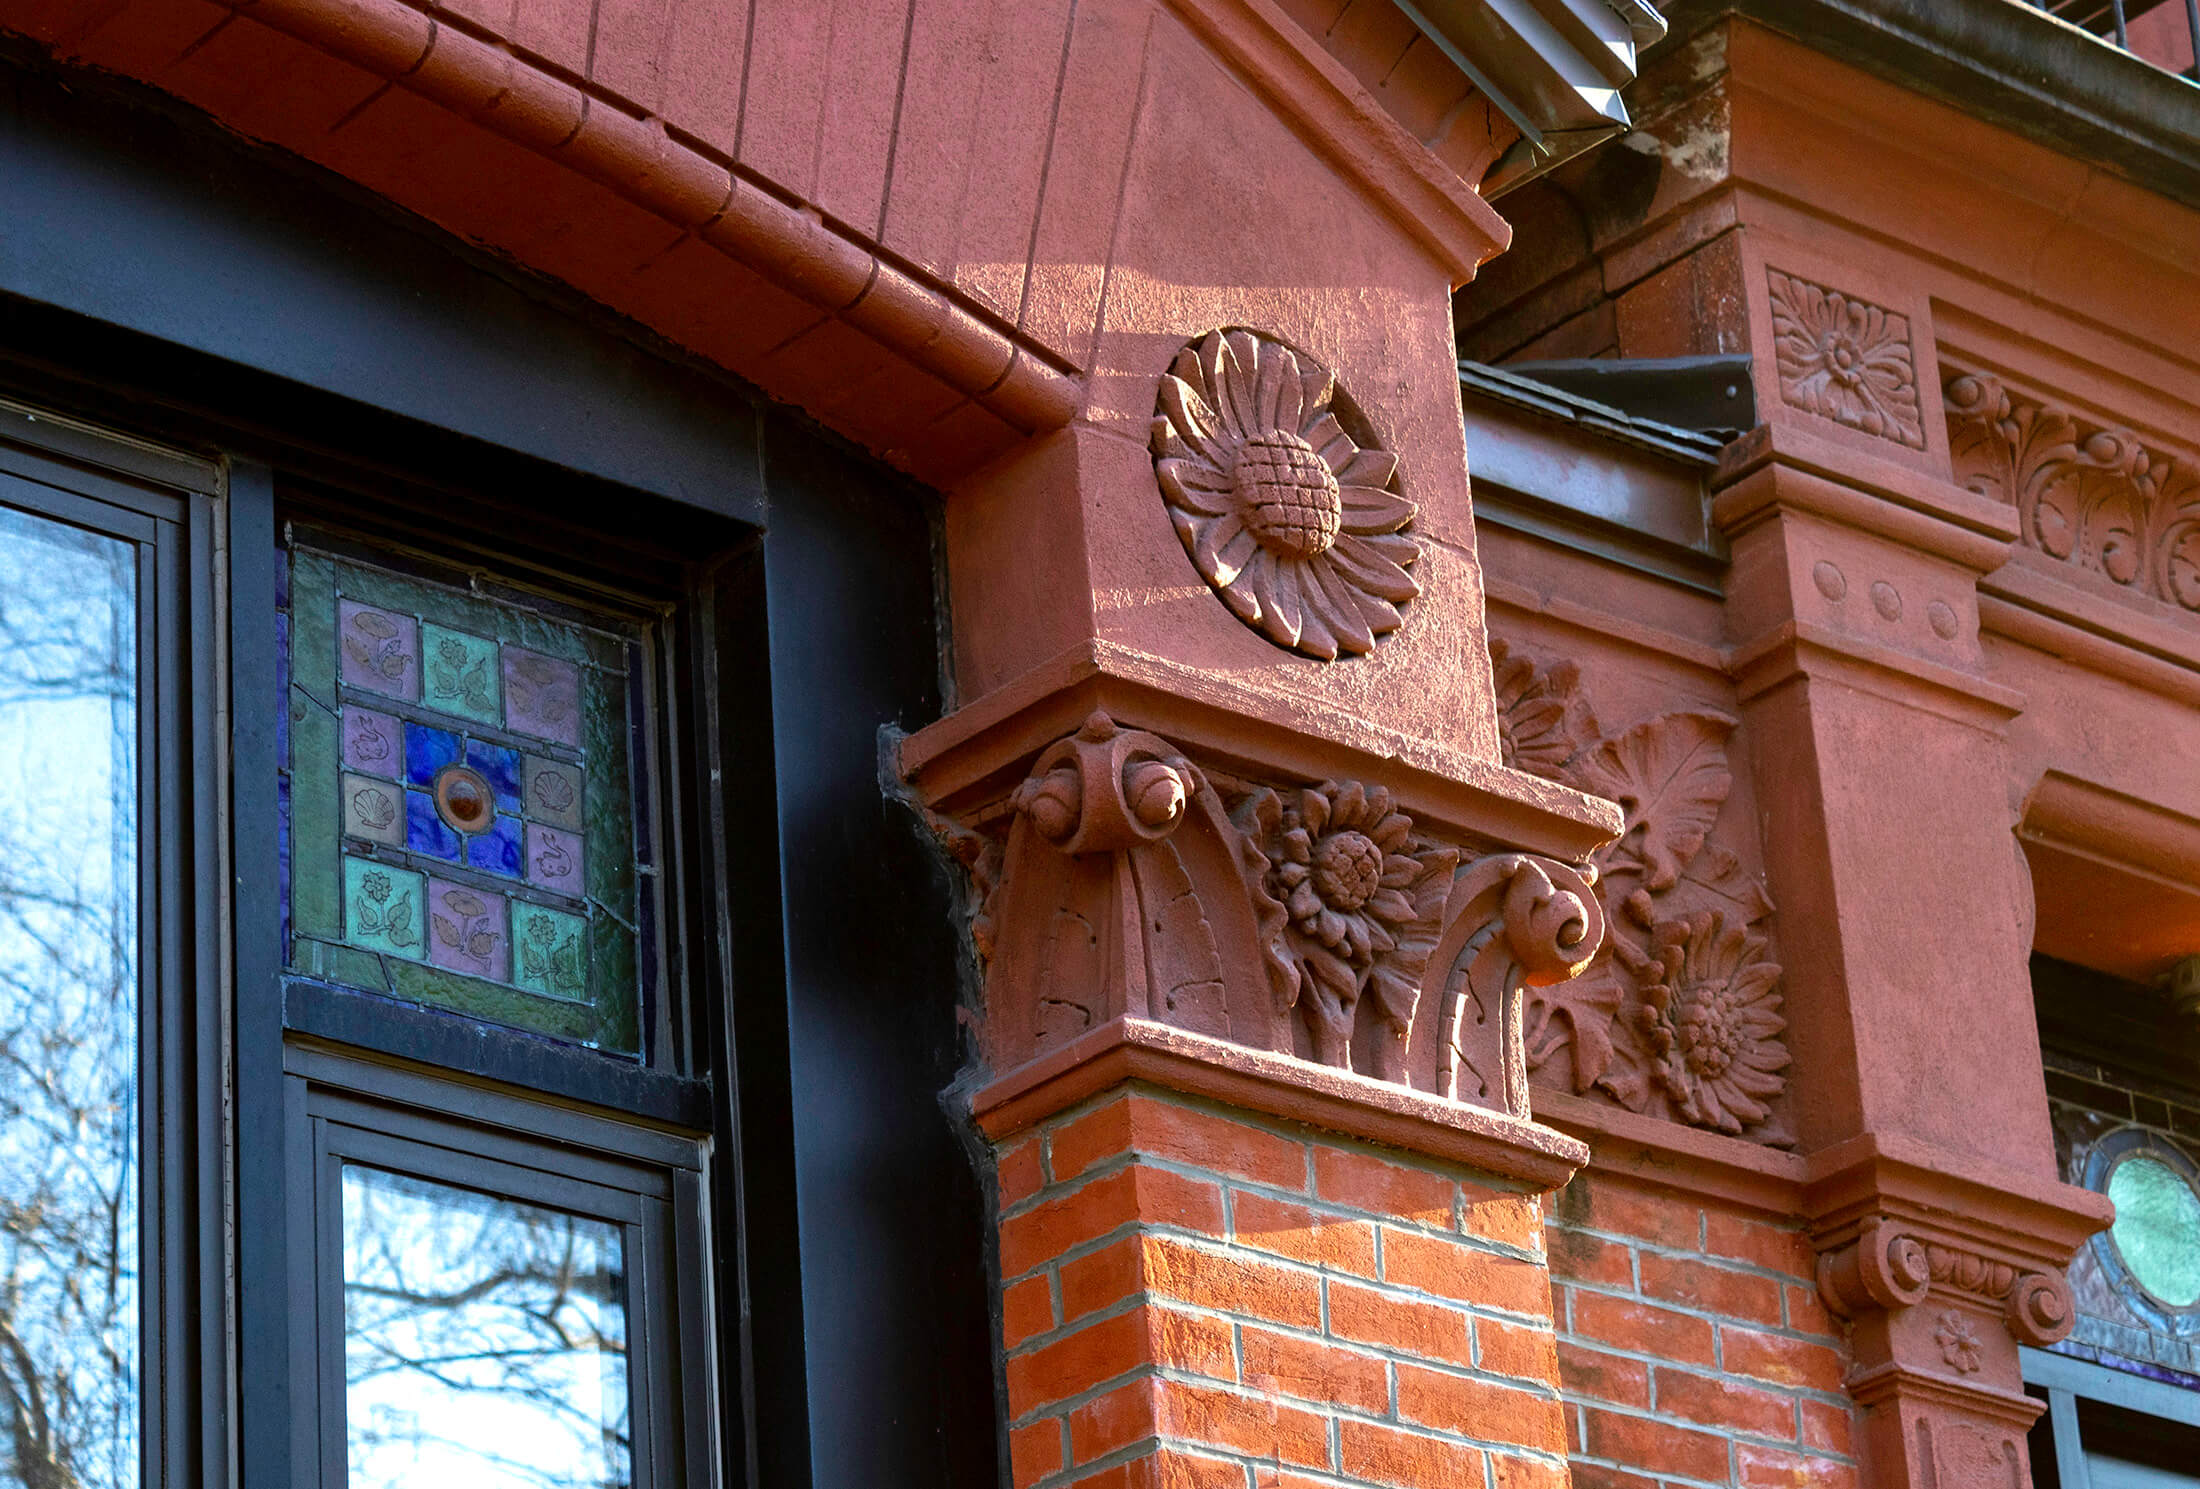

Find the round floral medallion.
xmin=1152 ymin=329 xmax=1420 ymax=660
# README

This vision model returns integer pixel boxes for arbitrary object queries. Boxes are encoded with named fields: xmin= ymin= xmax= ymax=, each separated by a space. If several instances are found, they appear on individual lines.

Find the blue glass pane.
xmin=466 ymin=814 xmax=523 ymax=879
xmin=404 ymin=722 xmax=460 ymax=788
xmin=465 ymin=739 xmax=522 ymax=813
xmin=405 ymin=792 xmax=462 ymax=861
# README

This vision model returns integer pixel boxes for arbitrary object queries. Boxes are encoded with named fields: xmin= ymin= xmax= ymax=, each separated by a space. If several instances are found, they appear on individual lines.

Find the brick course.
xmin=997 ymin=1087 xmax=1570 ymax=1489
xmin=1546 ymin=1173 xmax=1861 ymax=1489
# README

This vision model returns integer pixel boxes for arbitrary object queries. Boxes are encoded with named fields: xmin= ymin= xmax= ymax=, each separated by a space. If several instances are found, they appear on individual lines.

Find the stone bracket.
xmin=926 ymin=708 xmax=1616 ymax=1171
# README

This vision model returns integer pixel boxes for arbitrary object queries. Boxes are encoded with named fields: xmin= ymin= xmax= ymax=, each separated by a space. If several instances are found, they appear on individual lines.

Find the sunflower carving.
xmin=1152 ymin=329 xmax=1421 ymax=660
xmin=1634 ymin=911 xmax=1789 ymax=1136
xmin=1237 ymin=781 xmax=1456 ymax=1072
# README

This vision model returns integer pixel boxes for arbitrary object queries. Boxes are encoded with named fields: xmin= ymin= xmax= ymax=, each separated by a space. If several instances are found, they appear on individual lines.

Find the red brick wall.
xmin=1544 ymin=1173 xmax=1859 ymax=1489
xmin=996 ymin=1088 xmax=1571 ymax=1489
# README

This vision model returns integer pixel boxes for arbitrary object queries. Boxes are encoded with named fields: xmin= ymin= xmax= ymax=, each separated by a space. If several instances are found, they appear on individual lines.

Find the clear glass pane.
xmin=342 ymin=1164 xmax=632 ymax=1489
xmin=0 ymin=505 xmax=139 ymax=1489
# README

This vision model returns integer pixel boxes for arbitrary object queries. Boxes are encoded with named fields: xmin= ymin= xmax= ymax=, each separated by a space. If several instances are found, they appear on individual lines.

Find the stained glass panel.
xmin=282 ymin=542 xmax=649 ymax=1054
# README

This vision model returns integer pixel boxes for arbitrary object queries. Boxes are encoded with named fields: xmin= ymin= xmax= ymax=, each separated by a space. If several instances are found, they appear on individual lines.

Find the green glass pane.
xmin=290 ymin=687 xmax=342 ymax=941
xmin=2108 ymin=1155 xmax=2200 ymax=1307
xmin=418 ymin=624 xmax=501 ymax=726
xmin=511 ymin=903 xmax=590 ymax=1004
xmin=344 ymin=857 xmax=428 ymax=962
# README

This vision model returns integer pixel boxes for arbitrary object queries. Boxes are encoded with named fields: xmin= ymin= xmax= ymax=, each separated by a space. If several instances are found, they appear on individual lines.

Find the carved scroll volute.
xmin=982 ymin=714 xmax=1287 ymax=1072
xmin=2003 ymin=1269 xmax=2074 ymax=1347
xmin=1819 ymin=1220 xmax=1933 ymax=1317
xmin=1397 ymin=856 xmax=1606 ymax=1115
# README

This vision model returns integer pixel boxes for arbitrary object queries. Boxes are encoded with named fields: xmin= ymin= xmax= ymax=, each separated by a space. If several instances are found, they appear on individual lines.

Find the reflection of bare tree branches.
xmin=0 ymin=510 xmax=139 ymax=1489
xmin=342 ymin=1169 xmax=630 ymax=1489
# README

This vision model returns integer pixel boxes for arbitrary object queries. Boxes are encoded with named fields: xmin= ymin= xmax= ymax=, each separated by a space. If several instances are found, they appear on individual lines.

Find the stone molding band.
xmin=199 ymin=0 xmax=1081 ymax=434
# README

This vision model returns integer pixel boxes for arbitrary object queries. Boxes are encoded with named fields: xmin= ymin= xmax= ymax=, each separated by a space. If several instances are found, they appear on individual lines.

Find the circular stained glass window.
xmin=2107 ymin=1154 xmax=2200 ymax=1309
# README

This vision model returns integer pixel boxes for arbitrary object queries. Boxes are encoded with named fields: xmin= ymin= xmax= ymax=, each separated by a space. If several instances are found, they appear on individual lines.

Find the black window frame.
xmin=237 ymin=462 xmax=765 ymax=1489
xmin=0 ymin=410 xmax=230 ymax=1489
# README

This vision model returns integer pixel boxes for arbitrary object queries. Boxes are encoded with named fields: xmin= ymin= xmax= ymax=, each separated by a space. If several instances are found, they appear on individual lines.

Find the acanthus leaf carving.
xmin=1566 ymin=710 xmax=1736 ymax=894
xmin=1488 ymin=636 xmax=1791 ymax=1143
xmin=937 ymin=710 xmax=1607 ymax=1116
xmin=1946 ymin=370 xmax=2200 ymax=614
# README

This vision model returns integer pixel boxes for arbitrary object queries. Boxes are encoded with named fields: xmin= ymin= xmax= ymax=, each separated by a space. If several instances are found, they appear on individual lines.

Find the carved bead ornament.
xmin=1153 ymin=329 xmax=1421 ymax=660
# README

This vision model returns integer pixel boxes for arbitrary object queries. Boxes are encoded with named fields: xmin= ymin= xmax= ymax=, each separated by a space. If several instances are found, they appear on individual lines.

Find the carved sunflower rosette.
xmin=948 ymin=713 xmax=1607 ymax=1117
xmin=1152 ymin=329 xmax=1422 ymax=660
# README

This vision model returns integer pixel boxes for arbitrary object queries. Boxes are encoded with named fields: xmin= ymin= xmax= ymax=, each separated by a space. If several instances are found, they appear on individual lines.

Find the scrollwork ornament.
xmin=1152 ymin=329 xmax=1421 ymax=660
xmin=1946 ymin=370 xmax=2200 ymax=614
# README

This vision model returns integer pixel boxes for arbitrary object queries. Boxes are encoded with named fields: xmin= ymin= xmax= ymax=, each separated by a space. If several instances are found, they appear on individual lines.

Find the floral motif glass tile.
xmin=284 ymin=542 xmax=651 ymax=1054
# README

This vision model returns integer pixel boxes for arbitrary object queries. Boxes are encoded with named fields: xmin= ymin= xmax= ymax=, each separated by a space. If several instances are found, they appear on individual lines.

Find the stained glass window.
xmin=281 ymin=541 xmax=652 ymax=1054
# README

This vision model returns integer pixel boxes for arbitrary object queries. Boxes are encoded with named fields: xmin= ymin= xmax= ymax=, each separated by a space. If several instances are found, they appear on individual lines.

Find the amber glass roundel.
xmin=432 ymin=764 xmax=495 ymax=833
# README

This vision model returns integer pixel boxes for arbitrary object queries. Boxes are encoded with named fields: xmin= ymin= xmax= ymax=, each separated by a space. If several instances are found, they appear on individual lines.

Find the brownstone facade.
xmin=0 ymin=1 xmax=2193 ymax=1488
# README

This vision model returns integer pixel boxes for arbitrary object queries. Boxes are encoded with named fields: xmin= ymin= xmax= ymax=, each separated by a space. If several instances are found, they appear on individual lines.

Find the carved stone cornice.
xmin=1712 ymin=422 xmax=2019 ymax=576
xmin=900 ymin=638 xmax=1621 ymax=861
xmin=920 ymin=708 xmax=1616 ymax=1178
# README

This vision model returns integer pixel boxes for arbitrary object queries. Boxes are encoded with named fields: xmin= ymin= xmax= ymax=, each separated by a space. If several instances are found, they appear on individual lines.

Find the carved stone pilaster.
xmin=1807 ymin=1145 xmax=2112 ymax=1489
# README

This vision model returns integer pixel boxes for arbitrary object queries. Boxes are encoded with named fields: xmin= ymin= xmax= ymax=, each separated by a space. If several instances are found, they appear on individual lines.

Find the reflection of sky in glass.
xmin=0 ymin=505 xmax=139 ymax=1489
xmin=343 ymin=1165 xmax=631 ymax=1489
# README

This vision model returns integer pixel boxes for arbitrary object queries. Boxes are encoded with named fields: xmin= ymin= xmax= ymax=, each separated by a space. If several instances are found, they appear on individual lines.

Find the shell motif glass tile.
xmin=283 ymin=544 xmax=649 ymax=1054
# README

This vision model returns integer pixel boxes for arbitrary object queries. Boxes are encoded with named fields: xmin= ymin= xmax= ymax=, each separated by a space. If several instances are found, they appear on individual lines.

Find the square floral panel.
xmin=281 ymin=541 xmax=652 ymax=1054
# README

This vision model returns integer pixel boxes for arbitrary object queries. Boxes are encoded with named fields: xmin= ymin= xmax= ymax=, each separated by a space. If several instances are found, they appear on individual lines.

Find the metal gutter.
xmin=1395 ymin=0 xmax=1671 ymax=193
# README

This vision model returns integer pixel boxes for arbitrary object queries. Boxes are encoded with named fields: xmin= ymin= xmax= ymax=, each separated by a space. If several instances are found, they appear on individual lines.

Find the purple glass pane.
xmin=502 ymin=647 xmax=581 ymax=748
xmin=466 ymin=814 xmax=523 ymax=878
xmin=425 ymin=879 xmax=510 ymax=981
xmin=338 ymin=600 xmax=420 ymax=702
xmin=521 ymin=755 xmax=584 ymax=832
xmin=465 ymin=739 xmax=522 ymax=813
xmin=405 ymin=791 xmax=462 ymax=860
xmin=276 ymin=610 xmax=291 ymax=762
xmin=343 ymin=708 xmax=403 ymax=778
xmin=524 ymin=824 xmax=585 ymax=897
xmin=404 ymin=722 xmax=460 ymax=788
xmin=278 ymin=770 xmax=291 ymax=951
